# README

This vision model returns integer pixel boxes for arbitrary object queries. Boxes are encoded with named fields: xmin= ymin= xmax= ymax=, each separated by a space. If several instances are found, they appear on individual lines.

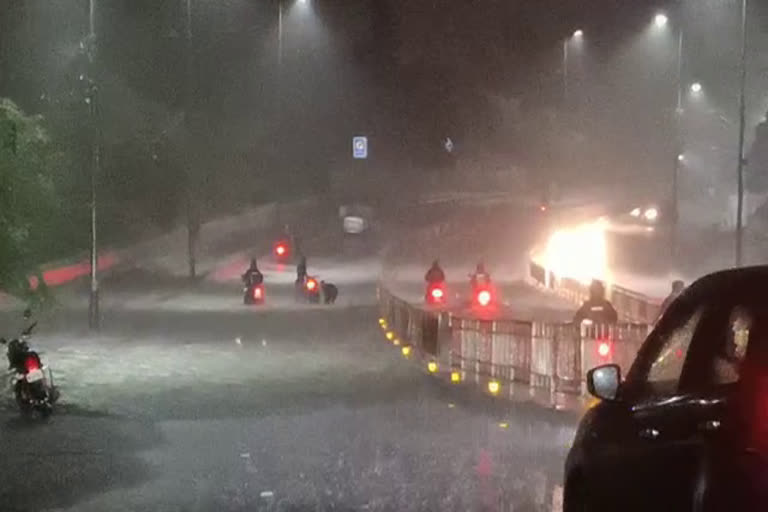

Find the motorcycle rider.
xmin=242 ymin=258 xmax=263 ymax=287
xmin=296 ymin=255 xmax=307 ymax=284
xmin=573 ymin=279 xmax=619 ymax=325
xmin=425 ymin=259 xmax=445 ymax=284
xmin=470 ymin=262 xmax=491 ymax=289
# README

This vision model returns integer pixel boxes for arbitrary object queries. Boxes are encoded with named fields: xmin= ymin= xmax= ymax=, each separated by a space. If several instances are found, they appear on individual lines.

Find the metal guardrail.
xmin=378 ymin=287 xmax=650 ymax=404
xmin=528 ymin=261 xmax=662 ymax=324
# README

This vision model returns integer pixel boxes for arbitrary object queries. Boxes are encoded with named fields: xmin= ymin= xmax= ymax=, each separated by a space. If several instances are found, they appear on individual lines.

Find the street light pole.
xmin=735 ymin=0 xmax=748 ymax=267
xmin=562 ymin=38 xmax=569 ymax=102
xmin=184 ymin=0 xmax=198 ymax=280
xmin=87 ymin=0 xmax=100 ymax=330
xmin=671 ymin=28 xmax=683 ymax=260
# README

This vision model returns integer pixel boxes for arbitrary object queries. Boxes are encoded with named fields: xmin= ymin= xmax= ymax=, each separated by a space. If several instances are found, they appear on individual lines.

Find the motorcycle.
xmin=2 ymin=322 xmax=59 ymax=418
xmin=300 ymin=275 xmax=321 ymax=304
xmin=243 ymin=282 xmax=265 ymax=305
xmin=469 ymin=273 xmax=495 ymax=308
xmin=425 ymin=281 xmax=447 ymax=305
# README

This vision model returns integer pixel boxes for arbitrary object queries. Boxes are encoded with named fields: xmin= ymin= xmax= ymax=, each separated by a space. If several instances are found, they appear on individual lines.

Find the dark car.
xmin=564 ymin=266 xmax=768 ymax=512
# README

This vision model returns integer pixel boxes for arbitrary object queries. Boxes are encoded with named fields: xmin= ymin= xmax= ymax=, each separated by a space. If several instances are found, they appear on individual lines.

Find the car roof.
xmin=685 ymin=265 xmax=768 ymax=301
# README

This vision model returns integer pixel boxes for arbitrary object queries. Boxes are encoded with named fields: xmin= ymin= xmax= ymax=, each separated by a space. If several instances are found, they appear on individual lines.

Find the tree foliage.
xmin=0 ymin=98 xmax=63 ymax=297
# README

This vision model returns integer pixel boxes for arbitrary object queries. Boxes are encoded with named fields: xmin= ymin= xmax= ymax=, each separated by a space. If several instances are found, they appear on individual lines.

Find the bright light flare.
xmin=275 ymin=244 xmax=287 ymax=256
xmin=451 ymin=371 xmax=461 ymax=383
xmin=543 ymin=220 xmax=608 ymax=285
xmin=654 ymin=13 xmax=668 ymax=28
xmin=431 ymin=287 xmax=444 ymax=299
xmin=401 ymin=346 xmax=412 ymax=357
xmin=598 ymin=341 xmax=612 ymax=358
xmin=630 ymin=207 xmax=641 ymax=217
xmin=644 ymin=207 xmax=659 ymax=222
xmin=573 ymin=29 xmax=584 ymax=38
xmin=476 ymin=290 xmax=492 ymax=307
xmin=306 ymin=279 xmax=317 ymax=291
xmin=690 ymin=82 xmax=703 ymax=94
xmin=385 ymin=331 xmax=394 ymax=341
xmin=488 ymin=380 xmax=500 ymax=395
xmin=427 ymin=361 xmax=438 ymax=373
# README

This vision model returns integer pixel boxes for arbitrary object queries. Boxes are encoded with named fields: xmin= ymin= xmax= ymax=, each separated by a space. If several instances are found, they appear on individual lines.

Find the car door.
xmin=585 ymin=293 xmax=708 ymax=511
xmin=621 ymin=294 xmax=757 ymax=511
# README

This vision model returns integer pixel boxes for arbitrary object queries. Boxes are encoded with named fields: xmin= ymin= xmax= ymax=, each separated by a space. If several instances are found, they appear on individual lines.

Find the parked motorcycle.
xmin=2 ymin=321 xmax=59 ymax=418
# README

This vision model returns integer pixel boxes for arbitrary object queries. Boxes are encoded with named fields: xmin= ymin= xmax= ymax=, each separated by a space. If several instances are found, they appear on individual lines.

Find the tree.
xmin=0 ymin=98 xmax=62 ymax=299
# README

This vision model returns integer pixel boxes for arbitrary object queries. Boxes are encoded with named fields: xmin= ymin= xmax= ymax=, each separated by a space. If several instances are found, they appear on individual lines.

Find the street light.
xmin=654 ymin=13 xmax=669 ymax=28
xmin=563 ymin=29 xmax=584 ymax=101
xmin=690 ymin=82 xmax=703 ymax=94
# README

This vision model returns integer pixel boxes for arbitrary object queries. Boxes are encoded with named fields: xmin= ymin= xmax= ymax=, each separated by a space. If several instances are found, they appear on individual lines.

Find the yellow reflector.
xmin=385 ymin=331 xmax=394 ymax=340
xmin=427 ymin=361 xmax=438 ymax=373
xmin=450 ymin=371 xmax=461 ymax=383
xmin=499 ymin=422 xmax=509 ymax=429
xmin=401 ymin=346 xmax=412 ymax=357
xmin=488 ymin=380 xmax=500 ymax=395
xmin=378 ymin=318 xmax=386 ymax=325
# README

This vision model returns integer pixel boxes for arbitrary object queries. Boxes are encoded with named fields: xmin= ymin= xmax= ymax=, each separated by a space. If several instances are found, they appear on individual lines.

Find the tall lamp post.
xmin=87 ymin=0 xmax=100 ymax=330
xmin=735 ymin=0 xmax=748 ymax=267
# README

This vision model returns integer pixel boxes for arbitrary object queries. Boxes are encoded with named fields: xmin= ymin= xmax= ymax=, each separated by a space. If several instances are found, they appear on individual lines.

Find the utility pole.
xmin=87 ymin=0 xmax=100 ymax=330
xmin=671 ymin=28 xmax=683 ymax=260
xmin=184 ymin=0 xmax=198 ymax=280
xmin=562 ymin=38 xmax=569 ymax=102
xmin=736 ymin=0 xmax=748 ymax=267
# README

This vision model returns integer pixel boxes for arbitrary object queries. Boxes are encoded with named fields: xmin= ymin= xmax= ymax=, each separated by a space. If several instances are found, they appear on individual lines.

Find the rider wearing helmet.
xmin=425 ymin=260 xmax=446 ymax=284
xmin=470 ymin=262 xmax=491 ymax=289
xmin=574 ymin=279 xmax=619 ymax=325
xmin=242 ymin=258 xmax=264 ymax=287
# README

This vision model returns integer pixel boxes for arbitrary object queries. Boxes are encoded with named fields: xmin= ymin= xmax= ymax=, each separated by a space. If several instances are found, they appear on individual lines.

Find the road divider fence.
xmin=378 ymin=286 xmax=650 ymax=409
xmin=528 ymin=261 xmax=661 ymax=324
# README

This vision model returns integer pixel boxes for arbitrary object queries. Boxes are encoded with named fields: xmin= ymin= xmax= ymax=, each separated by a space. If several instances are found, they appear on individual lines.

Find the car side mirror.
xmin=587 ymin=364 xmax=621 ymax=401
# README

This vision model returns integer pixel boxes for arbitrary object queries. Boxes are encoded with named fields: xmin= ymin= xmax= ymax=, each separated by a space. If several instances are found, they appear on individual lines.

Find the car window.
xmin=710 ymin=305 xmax=753 ymax=385
xmin=644 ymin=308 xmax=704 ymax=389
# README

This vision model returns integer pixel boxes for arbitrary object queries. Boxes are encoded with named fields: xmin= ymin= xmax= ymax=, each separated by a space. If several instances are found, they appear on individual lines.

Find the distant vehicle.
xmin=610 ymin=203 xmax=668 ymax=235
xmin=339 ymin=204 xmax=373 ymax=235
xmin=243 ymin=283 xmax=265 ymax=305
xmin=564 ymin=266 xmax=768 ymax=512
xmin=273 ymin=239 xmax=292 ymax=263
xmin=425 ymin=281 xmax=447 ymax=306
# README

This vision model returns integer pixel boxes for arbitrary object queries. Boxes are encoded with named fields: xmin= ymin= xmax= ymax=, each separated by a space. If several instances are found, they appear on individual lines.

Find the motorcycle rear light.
xmin=431 ymin=288 xmax=444 ymax=299
xmin=598 ymin=341 xmax=612 ymax=358
xmin=253 ymin=287 xmax=262 ymax=299
xmin=24 ymin=356 xmax=40 ymax=372
xmin=276 ymin=245 xmax=286 ymax=256
xmin=306 ymin=279 xmax=317 ymax=291
xmin=477 ymin=290 xmax=492 ymax=307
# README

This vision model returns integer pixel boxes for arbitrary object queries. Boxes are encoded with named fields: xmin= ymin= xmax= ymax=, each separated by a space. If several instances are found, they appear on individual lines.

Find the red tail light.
xmin=275 ymin=244 xmax=286 ymax=256
xmin=306 ymin=279 xmax=317 ymax=291
xmin=597 ymin=340 xmax=612 ymax=358
xmin=477 ymin=290 xmax=492 ymax=307
xmin=253 ymin=286 xmax=263 ymax=299
xmin=431 ymin=287 xmax=444 ymax=300
xmin=24 ymin=355 xmax=40 ymax=372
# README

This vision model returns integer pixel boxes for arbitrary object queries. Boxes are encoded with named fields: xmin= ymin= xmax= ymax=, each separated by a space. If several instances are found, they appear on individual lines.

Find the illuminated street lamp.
xmin=573 ymin=29 xmax=584 ymax=38
xmin=654 ymin=13 xmax=669 ymax=29
xmin=690 ymin=82 xmax=703 ymax=94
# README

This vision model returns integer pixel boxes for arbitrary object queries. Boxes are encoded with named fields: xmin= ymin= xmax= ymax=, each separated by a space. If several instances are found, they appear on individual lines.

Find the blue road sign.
xmin=353 ymin=136 xmax=368 ymax=159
